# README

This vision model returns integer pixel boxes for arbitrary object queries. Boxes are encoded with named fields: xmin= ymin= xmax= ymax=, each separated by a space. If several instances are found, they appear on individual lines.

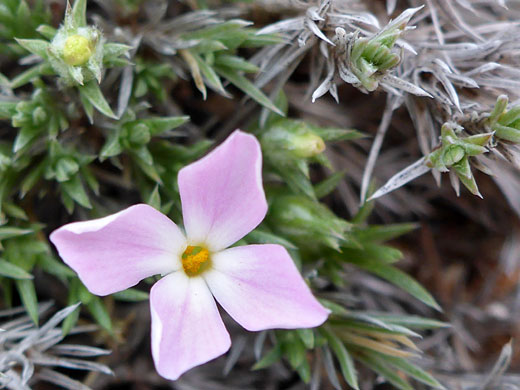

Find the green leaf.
xmin=0 ymin=101 xmax=18 ymax=118
xmin=357 ymin=352 xmax=414 ymax=390
xmin=3 ymin=202 xmax=28 ymax=220
xmin=499 ymin=105 xmax=520 ymax=126
xmin=353 ymin=223 xmax=419 ymax=243
xmin=39 ymin=254 xmax=75 ymax=280
xmin=363 ymin=313 xmax=450 ymax=330
xmin=489 ymin=95 xmax=508 ymax=122
xmin=61 ymin=175 xmax=92 ymax=209
xmin=308 ymin=125 xmax=366 ymax=141
xmin=15 ymin=38 xmax=49 ymax=58
xmin=81 ymin=166 xmax=99 ymax=195
xmin=192 ymin=53 xmax=227 ymax=95
xmin=295 ymin=358 xmax=311 ymax=384
xmin=284 ymin=336 xmax=306 ymax=369
xmin=242 ymin=32 xmax=285 ymax=47
xmin=147 ymin=185 xmax=161 ymax=210
xmin=271 ymin=158 xmax=316 ymax=199
xmin=341 ymin=244 xmax=403 ymax=264
xmin=11 ymin=63 xmax=53 ymax=89
xmin=103 ymin=43 xmax=131 ymax=59
xmin=314 ymin=170 xmax=346 ymax=198
xmin=62 ymin=280 xmax=81 ymax=335
xmin=252 ymin=345 xmax=282 ymax=370
xmin=492 ymin=123 xmax=520 ymax=143
xmin=71 ymin=0 xmax=87 ymax=27
xmin=20 ymin=160 xmax=45 ymax=198
xmin=87 ymin=296 xmax=112 ymax=333
xmin=79 ymin=81 xmax=117 ymax=119
xmin=113 ymin=288 xmax=149 ymax=302
xmin=182 ymin=20 xmax=252 ymax=40
xmin=345 ymin=257 xmax=441 ymax=311
xmin=78 ymin=89 xmax=95 ymax=123
xmin=0 ymin=258 xmax=33 ymax=279
xmin=379 ymin=354 xmax=446 ymax=389
xmin=321 ymin=327 xmax=359 ymax=390
xmin=36 ymin=24 xmax=58 ymax=39
xmin=132 ymin=150 xmax=162 ymax=183
xmin=246 ymin=229 xmax=297 ymax=249
xmin=16 ymin=279 xmax=38 ymax=324
xmin=13 ymin=125 xmax=41 ymax=152
xmin=215 ymin=54 xmax=259 ymax=73
xmin=215 ymin=65 xmax=284 ymax=116
xmin=296 ymin=328 xmax=314 ymax=349
xmin=0 ymin=227 xmax=33 ymax=240
xmin=100 ymin=128 xmax=123 ymax=159
xmin=139 ymin=116 xmax=190 ymax=136
xmin=1 ymin=278 xmax=13 ymax=307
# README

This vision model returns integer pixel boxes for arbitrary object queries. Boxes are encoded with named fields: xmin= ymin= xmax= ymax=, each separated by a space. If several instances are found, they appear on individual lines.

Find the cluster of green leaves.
xmin=133 ymin=59 xmax=176 ymax=102
xmin=487 ymin=94 xmax=520 ymax=143
xmin=0 ymin=0 xmax=50 ymax=56
xmin=425 ymin=123 xmax=492 ymax=197
xmin=177 ymin=19 xmax=284 ymax=113
xmin=346 ymin=7 xmax=419 ymax=92
xmin=13 ymin=0 xmax=130 ymax=118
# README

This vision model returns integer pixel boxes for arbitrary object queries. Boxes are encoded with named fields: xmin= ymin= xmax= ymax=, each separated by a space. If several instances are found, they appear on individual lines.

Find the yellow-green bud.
xmin=63 ymin=35 xmax=92 ymax=66
xmin=292 ymin=133 xmax=326 ymax=158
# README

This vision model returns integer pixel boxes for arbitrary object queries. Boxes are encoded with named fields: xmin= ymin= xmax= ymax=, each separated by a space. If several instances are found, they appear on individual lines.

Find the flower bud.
xmin=121 ymin=123 xmax=151 ymax=148
xmin=63 ymin=35 xmax=92 ymax=66
xmin=442 ymin=145 xmax=465 ymax=166
xmin=48 ymin=25 xmax=104 ymax=86
xmin=291 ymin=132 xmax=326 ymax=158
xmin=261 ymin=119 xmax=326 ymax=159
xmin=129 ymin=123 xmax=151 ymax=146
xmin=268 ymin=195 xmax=350 ymax=251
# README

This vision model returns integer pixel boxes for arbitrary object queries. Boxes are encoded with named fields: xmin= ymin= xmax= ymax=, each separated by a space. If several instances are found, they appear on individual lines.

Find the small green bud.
xmin=63 ymin=35 xmax=92 ymax=66
xmin=261 ymin=119 xmax=326 ymax=159
xmin=129 ymin=123 xmax=151 ymax=146
xmin=442 ymin=145 xmax=465 ymax=166
xmin=121 ymin=123 xmax=151 ymax=148
xmin=291 ymin=133 xmax=326 ymax=158
xmin=269 ymin=195 xmax=350 ymax=251
xmin=32 ymin=106 xmax=47 ymax=125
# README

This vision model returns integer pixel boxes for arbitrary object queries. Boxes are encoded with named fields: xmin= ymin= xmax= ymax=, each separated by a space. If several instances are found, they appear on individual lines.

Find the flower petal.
xmin=179 ymin=130 xmax=267 ymax=251
xmin=50 ymin=204 xmax=186 ymax=296
xmin=150 ymin=272 xmax=231 ymax=380
xmin=204 ymin=244 xmax=330 ymax=331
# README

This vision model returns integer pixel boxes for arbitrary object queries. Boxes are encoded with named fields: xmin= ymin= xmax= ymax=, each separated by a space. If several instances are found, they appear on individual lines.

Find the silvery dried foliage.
xmin=251 ymin=0 xmax=520 ymax=204
xmin=360 ymin=0 xmax=520 ymax=203
xmin=0 ymin=303 xmax=110 ymax=390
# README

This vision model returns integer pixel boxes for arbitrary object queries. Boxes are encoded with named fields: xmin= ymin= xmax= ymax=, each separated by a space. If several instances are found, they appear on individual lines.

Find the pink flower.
xmin=50 ymin=130 xmax=329 ymax=380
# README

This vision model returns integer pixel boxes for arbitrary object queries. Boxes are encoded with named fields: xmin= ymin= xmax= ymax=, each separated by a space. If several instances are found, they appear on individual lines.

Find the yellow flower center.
xmin=182 ymin=246 xmax=210 ymax=276
xmin=63 ymin=35 xmax=92 ymax=66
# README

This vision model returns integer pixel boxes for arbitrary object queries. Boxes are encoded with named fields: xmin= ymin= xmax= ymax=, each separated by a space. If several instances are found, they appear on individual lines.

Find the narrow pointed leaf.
xmin=16 ymin=279 xmax=39 ymax=324
xmin=345 ymin=257 xmax=441 ymax=311
xmin=79 ymin=81 xmax=117 ymax=119
xmin=215 ymin=66 xmax=284 ymax=116
xmin=0 ymin=259 xmax=33 ymax=279
xmin=321 ymin=327 xmax=359 ymax=390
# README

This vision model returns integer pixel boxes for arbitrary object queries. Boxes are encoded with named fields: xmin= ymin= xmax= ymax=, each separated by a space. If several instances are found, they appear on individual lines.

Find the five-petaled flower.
xmin=50 ymin=130 xmax=329 ymax=380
